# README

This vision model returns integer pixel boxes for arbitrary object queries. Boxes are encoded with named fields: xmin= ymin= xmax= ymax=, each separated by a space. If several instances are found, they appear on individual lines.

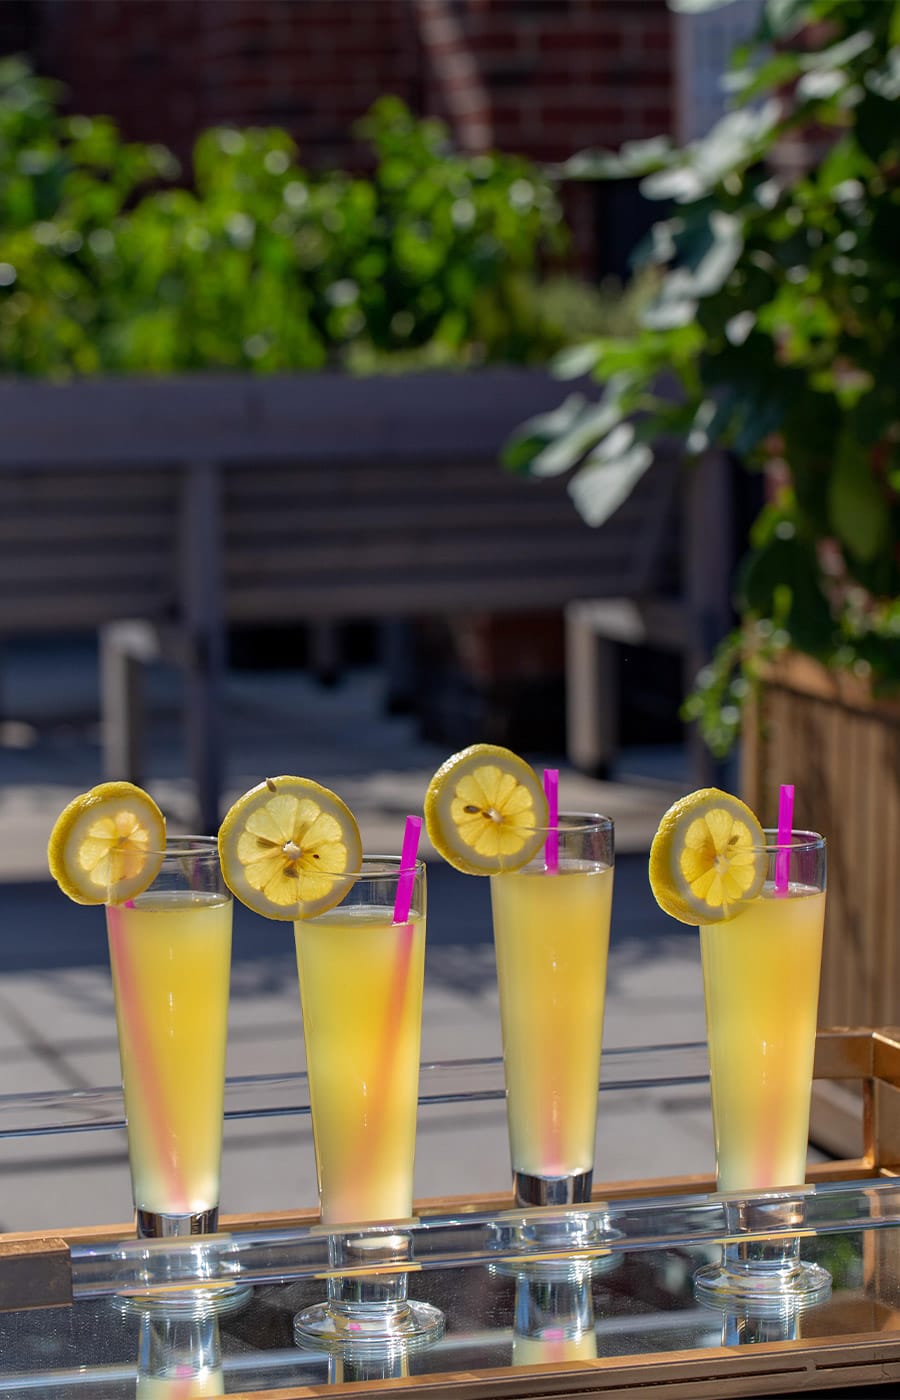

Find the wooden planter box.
xmin=741 ymin=654 xmax=900 ymax=1154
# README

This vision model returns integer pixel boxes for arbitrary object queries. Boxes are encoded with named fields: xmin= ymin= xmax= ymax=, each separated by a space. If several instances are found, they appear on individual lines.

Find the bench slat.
xmin=227 ymin=571 xmax=630 ymax=622
xmin=0 ymin=516 xmax=174 ymax=546
xmin=225 ymin=533 xmax=631 ymax=578
xmin=0 ymin=472 xmax=175 ymax=504
xmin=224 ymin=499 xmax=589 ymax=536
xmin=8 ymin=593 xmax=177 ymax=631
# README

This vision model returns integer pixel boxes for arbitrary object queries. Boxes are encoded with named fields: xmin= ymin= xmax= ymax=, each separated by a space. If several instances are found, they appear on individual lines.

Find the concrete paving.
xmin=0 ymin=637 xmax=718 ymax=1233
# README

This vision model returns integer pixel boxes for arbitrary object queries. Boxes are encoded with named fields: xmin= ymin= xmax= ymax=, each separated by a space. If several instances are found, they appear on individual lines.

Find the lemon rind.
xmin=424 ymin=744 xmax=549 ymax=876
xmin=218 ymin=775 xmax=363 ymax=921
xmin=649 ymin=787 xmax=766 ymax=925
xmin=47 ymin=781 xmax=166 ymax=906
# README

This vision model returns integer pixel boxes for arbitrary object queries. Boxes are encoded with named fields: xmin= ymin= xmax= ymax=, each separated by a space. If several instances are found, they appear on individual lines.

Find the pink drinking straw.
xmin=367 ymin=817 xmax=423 ymax=1157
xmin=543 ymin=768 xmax=559 ymax=873
xmin=774 ymin=783 xmax=794 ymax=896
xmin=393 ymin=814 xmax=422 ymax=925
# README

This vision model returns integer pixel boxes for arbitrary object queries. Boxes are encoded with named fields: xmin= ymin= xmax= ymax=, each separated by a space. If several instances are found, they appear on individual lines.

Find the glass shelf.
xmin=67 ymin=1177 xmax=900 ymax=1299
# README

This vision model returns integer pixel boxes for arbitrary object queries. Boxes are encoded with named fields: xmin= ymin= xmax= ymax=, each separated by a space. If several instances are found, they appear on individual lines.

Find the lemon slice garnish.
xmin=424 ymin=744 xmax=549 ymax=876
xmin=649 ymin=787 xmax=766 ymax=924
xmin=47 ymin=781 xmax=166 ymax=905
xmin=218 ymin=775 xmax=362 ymax=920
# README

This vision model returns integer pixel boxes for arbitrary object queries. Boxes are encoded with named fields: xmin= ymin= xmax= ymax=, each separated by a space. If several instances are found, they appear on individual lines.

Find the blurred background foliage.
xmin=507 ymin=0 xmax=900 ymax=753
xmin=0 ymin=57 xmax=647 ymax=375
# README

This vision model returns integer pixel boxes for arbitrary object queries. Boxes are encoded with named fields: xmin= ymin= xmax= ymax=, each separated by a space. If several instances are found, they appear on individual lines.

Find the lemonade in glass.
xmin=649 ymin=789 xmax=830 ymax=1307
xmin=491 ymin=816 xmax=614 ymax=1204
xmin=217 ymin=777 xmax=443 ymax=1352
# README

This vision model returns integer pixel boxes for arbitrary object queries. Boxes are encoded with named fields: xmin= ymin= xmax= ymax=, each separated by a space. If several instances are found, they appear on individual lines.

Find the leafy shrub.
xmin=505 ymin=0 xmax=900 ymax=753
xmin=0 ymin=60 xmax=621 ymax=374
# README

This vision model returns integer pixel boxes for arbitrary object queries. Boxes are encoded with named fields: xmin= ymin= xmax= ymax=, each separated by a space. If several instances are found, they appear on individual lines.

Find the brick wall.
xmin=23 ymin=0 xmax=675 ymax=277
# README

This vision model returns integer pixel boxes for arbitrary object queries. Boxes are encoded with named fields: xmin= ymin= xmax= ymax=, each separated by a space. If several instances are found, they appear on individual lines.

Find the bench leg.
xmin=380 ymin=619 xmax=417 ymax=714
xmin=184 ymin=633 xmax=223 ymax=837
xmin=99 ymin=621 xmax=161 ymax=783
xmin=565 ymin=605 xmax=619 ymax=778
xmin=180 ymin=460 xmax=226 ymax=836
xmin=309 ymin=622 xmax=341 ymax=687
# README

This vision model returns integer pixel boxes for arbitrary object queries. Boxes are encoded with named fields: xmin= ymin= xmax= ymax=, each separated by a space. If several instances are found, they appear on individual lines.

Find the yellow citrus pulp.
xmin=218 ymin=775 xmax=362 ymax=919
xmin=648 ymin=787 xmax=766 ymax=924
xmin=423 ymin=743 xmax=548 ymax=876
xmin=47 ymin=781 xmax=166 ymax=905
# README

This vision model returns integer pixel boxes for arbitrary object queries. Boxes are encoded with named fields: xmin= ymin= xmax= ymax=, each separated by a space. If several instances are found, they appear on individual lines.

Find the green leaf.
xmin=739 ymin=527 xmax=836 ymax=657
xmin=501 ymin=393 xmax=588 ymax=472
xmin=797 ymin=28 xmax=874 ymax=73
xmin=816 ymin=134 xmax=875 ymax=191
xmin=640 ymin=210 xmax=742 ymax=328
xmin=731 ymin=385 xmax=785 ymax=457
xmin=685 ymin=211 xmax=744 ymax=293
xmin=866 ymin=48 xmax=900 ymax=101
xmin=641 ymin=103 xmax=781 ymax=204
xmin=761 ymin=0 xmax=820 ymax=41
xmin=529 ymin=375 xmax=638 ymax=477
xmin=855 ymin=90 xmax=900 ymax=163
xmin=640 ymin=275 xmax=697 ymax=329
xmin=828 ymin=431 xmax=892 ymax=563
xmin=551 ymin=340 xmax=604 ymax=380
xmin=723 ymin=52 xmax=803 ymax=103
xmin=559 ymin=136 xmax=674 ymax=181
xmin=567 ymin=427 xmax=654 ymax=527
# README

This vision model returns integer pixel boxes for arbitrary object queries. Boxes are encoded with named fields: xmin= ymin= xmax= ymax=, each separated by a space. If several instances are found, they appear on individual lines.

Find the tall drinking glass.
xmin=693 ymin=830 xmax=831 ymax=1307
xmin=105 ymin=837 xmax=232 ymax=1240
xmin=490 ymin=814 xmax=614 ymax=1208
xmin=292 ymin=855 xmax=443 ymax=1350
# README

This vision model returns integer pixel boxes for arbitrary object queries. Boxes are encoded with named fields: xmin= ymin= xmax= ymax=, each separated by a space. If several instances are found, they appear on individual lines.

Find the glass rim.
xmin=753 ymin=828 xmax=825 ymax=854
xmin=527 ymin=811 xmax=613 ymax=835
xmin=149 ymin=835 xmax=219 ymax=857
xmin=322 ymin=854 xmax=427 ymax=881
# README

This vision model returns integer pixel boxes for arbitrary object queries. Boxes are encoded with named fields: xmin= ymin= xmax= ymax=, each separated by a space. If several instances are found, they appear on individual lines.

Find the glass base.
xmin=116 ymin=1207 xmax=252 ymax=1316
xmin=693 ymin=1259 xmax=831 ymax=1314
xmin=513 ymin=1169 xmax=593 ymax=1206
xmin=489 ymin=1209 xmax=621 ymax=1278
xmin=136 ymin=1207 xmax=218 ymax=1238
xmin=695 ymin=1192 xmax=831 ymax=1314
xmin=112 ymin=1282 xmax=254 ymax=1319
xmin=294 ymin=1298 xmax=444 ymax=1354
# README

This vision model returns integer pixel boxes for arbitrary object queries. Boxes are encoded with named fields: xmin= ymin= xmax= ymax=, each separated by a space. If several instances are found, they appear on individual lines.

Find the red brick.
xmin=642 ymin=27 xmax=672 ymax=53
xmin=31 ymin=0 xmax=678 ymax=273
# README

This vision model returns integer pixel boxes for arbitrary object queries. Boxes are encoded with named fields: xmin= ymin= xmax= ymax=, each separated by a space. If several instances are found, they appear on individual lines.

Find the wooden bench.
xmin=0 ymin=372 xmax=689 ymax=831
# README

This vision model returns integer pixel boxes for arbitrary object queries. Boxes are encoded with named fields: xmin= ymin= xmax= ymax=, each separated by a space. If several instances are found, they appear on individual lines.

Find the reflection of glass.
xmin=292 ymin=856 xmax=443 ymax=1351
xmin=720 ymin=1297 xmax=800 ymax=1345
xmin=511 ymin=1261 xmax=597 ymax=1367
xmin=135 ymin=1307 xmax=224 ymax=1397
xmin=490 ymin=815 xmax=614 ymax=1207
xmin=694 ymin=832 xmax=830 ymax=1308
xmin=328 ymin=1338 xmax=411 ymax=1384
xmin=106 ymin=838 xmax=232 ymax=1240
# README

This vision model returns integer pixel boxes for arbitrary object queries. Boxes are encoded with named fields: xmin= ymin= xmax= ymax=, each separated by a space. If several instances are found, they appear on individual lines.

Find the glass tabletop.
xmin=0 ymin=1033 xmax=895 ymax=1399
xmin=0 ymin=1177 xmax=897 ymax=1397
